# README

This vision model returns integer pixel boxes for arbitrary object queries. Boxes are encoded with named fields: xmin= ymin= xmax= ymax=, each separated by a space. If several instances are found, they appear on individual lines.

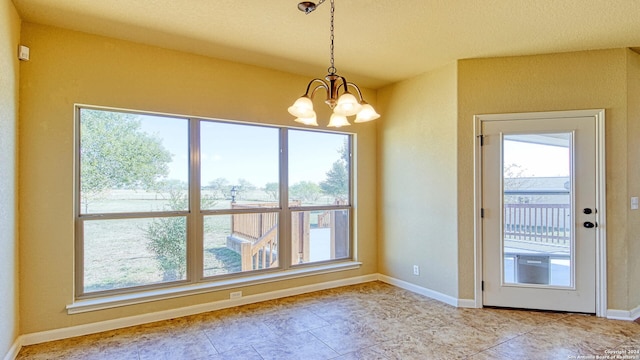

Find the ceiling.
xmin=11 ymin=0 xmax=640 ymax=89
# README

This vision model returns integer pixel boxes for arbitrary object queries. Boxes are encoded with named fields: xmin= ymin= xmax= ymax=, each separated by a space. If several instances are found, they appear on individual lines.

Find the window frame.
xmin=74 ymin=105 xmax=355 ymax=300
xmin=286 ymin=129 xmax=354 ymax=267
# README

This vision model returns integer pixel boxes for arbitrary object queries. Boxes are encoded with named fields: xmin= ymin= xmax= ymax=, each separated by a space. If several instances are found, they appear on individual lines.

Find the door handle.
xmin=583 ymin=221 xmax=596 ymax=228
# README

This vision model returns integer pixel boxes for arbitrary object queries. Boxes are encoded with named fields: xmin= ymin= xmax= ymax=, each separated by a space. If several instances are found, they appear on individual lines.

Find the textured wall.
xmin=0 ymin=0 xmax=21 ymax=356
xmin=626 ymin=49 xmax=640 ymax=311
xmin=18 ymin=23 xmax=378 ymax=334
xmin=377 ymin=63 xmax=459 ymax=298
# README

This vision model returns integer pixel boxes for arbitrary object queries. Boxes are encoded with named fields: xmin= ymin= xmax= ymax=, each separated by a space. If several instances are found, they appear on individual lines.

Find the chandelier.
xmin=288 ymin=0 xmax=380 ymax=127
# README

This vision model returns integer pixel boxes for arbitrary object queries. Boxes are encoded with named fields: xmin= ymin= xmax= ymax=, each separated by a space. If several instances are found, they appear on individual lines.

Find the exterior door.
xmin=480 ymin=111 xmax=604 ymax=313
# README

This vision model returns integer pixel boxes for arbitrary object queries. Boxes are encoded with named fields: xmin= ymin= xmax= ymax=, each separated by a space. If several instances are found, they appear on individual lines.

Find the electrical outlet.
xmin=413 ymin=265 xmax=420 ymax=276
xmin=230 ymin=291 xmax=242 ymax=299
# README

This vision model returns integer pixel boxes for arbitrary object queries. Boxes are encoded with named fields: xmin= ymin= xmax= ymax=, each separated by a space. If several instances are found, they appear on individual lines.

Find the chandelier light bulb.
xmin=354 ymin=103 xmax=381 ymax=123
xmin=294 ymin=112 xmax=319 ymax=126
xmin=288 ymin=97 xmax=315 ymax=118
xmin=334 ymin=93 xmax=362 ymax=116
xmin=327 ymin=113 xmax=351 ymax=128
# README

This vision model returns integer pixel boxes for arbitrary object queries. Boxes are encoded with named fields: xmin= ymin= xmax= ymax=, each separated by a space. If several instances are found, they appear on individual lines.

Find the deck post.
xmin=240 ymin=241 xmax=252 ymax=271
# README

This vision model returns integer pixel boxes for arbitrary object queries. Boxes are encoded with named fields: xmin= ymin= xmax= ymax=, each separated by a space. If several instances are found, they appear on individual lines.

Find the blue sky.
xmin=139 ymin=114 xmax=347 ymax=187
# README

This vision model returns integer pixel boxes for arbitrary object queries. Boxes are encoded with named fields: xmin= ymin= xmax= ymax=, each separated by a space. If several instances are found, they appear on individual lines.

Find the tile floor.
xmin=17 ymin=281 xmax=640 ymax=360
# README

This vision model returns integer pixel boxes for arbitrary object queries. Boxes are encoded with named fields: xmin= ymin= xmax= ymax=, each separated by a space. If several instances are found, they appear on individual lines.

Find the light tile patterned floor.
xmin=17 ymin=281 xmax=640 ymax=359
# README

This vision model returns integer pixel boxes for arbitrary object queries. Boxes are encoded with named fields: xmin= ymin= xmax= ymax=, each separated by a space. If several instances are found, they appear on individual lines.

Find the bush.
xmin=145 ymin=191 xmax=188 ymax=281
xmin=145 ymin=189 xmax=216 ymax=281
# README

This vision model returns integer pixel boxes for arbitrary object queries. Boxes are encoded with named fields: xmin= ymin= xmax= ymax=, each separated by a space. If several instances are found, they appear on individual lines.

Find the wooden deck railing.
xmin=316 ymin=199 xmax=348 ymax=228
xmin=317 ymin=211 xmax=331 ymax=228
xmin=231 ymin=208 xmax=278 ymax=241
xmin=504 ymin=203 xmax=570 ymax=245
xmin=229 ymin=202 xmax=300 ymax=271
xmin=238 ymin=225 xmax=278 ymax=271
xmin=229 ymin=203 xmax=279 ymax=271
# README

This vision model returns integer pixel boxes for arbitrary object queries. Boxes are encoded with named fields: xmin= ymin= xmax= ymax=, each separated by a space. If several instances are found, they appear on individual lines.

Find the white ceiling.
xmin=11 ymin=0 xmax=640 ymax=89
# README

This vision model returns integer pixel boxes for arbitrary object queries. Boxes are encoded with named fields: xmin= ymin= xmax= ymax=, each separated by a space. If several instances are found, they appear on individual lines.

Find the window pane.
xmin=291 ymin=210 xmax=349 ymax=265
xmin=200 ymin=122 xmax=279 ymax=210
xmin=83 ymin=217 xmax=187 ymax=293
xmin=503 ymin=134 xmax=572 ymax=287
xmin=79 ymin=109 xmax=189 ymax=214
xmin=289 ymin=130 xmax=350 ymax=207
xmin=204 ymin=213 xmax=279 ymax=277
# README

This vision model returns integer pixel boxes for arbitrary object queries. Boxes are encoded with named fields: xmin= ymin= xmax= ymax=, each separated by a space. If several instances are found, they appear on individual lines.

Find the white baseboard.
xmin=15 ymin=273 xmax=479 ymax=352
xmin=457 ymin=298 xmax=478 ymax=308
xmin=607 ymin=304 xmax=640 ymax=321
xmin=3 ymin=337 xmax=23 ymax=360
xmin=377 ymin=274 xmax=475 ymax=308
xmin=20 ymin=274 xmax=378 ymax=347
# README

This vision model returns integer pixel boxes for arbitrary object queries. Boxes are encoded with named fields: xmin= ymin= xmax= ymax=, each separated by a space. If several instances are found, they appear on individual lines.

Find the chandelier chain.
xmin=328 ymin=0 xmax=336 ymax=74
xmin=290 ymin=0 xmax=380 ymax=126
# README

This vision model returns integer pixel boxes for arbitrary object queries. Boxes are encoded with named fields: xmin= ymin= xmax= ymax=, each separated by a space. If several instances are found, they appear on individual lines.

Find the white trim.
xmin=18 ymin=273 xmax=482 ymax=349
xmin=594 ymin=110 xmax=608 ymax=317
xmin=606 ymin=304 xmax=640 ymax=321
xmin=457 ymin=299 xmax=477 ymax=308
xmin=9 ymin=270 xmax=636 ymax=356
xmin=474 ymin=109 xmax=607 ymax=316
xmin=3 ymin=337 xmax=22 ymax=360
xmin=68 ymin=261 xmax=362 ymax=314
xmin=473 ymin=109 xmax=604 ymax=121
xmin=25 ymin=274 xmax=377 ymax=346
xmin=474 ymin=116 xmax=484 ymax=308
xmin=377 ymin=274 xmax=467 ymax=308
xmin=7 ymin=270 xmax=638 ymax=359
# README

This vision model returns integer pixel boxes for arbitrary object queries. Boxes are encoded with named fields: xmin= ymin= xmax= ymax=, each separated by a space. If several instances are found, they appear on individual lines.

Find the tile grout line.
xmin=304 ymin=329 xmax=342 ymax=358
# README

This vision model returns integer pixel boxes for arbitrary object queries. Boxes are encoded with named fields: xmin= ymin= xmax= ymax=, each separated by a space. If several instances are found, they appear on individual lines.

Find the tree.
xmin=290 ymin=181 xmax=322 ymax=203
xmin=236 ymin=178 xmax=256 ymax=200
xmin=145 ymin=191 xmax=187 ymax=281
xmin=80 ymin=110 xmax=172 ymax=211
xmin=338 ymin=139 xmax=349 ymax=163
xmin=146 ymin=189 xmax=217 ymax=281
xmin=264 ymin=182 xmax=279 ymax=201
xmin=207 ymin=178 xmax=230 ymax=199
xmin=320 ymin=139 xmax=349 ymax=201
xmin=320 ymin=161 xmax=349 ymax=199
xmin=504 ymin=163 xmax=537 ymax=204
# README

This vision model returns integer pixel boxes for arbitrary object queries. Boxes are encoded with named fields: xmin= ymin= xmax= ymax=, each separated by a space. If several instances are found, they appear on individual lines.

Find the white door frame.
xmin=473 ymin=109 xmax=607 ymax=316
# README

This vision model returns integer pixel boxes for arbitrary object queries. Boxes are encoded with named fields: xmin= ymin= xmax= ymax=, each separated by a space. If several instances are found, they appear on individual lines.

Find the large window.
xmin=75 ymin=107 xmax=353 ymax=298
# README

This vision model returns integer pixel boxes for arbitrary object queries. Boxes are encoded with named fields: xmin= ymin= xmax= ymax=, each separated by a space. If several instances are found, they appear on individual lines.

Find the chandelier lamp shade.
xmin=289 ymin=0 xmax=380 ymax=127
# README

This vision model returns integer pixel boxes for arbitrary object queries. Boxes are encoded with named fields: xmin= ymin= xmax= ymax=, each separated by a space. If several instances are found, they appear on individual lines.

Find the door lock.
xmin=583 ymin=221 xmax=597 ymax=228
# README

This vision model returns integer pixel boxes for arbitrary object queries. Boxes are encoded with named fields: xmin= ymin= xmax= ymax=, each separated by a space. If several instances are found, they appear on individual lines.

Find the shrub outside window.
xmin=75 ymin=106 xmax=353 ymax=298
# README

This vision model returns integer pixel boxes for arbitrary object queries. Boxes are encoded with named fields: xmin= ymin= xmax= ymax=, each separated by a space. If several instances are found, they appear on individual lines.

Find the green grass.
xmin=84 ymin=217 xmax=164 ymax=292
xmin=81 ymin=189 xmax=338 ymax=293
xmin=203 ymin=215 xmax=242 ymax=277
xmin=83 ymin=193 xmax=245 ymax=293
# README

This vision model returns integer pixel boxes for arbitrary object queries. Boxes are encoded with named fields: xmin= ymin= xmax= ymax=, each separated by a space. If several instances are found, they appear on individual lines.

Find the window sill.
xmin=67 ymin=261 xmax=362 ymax=314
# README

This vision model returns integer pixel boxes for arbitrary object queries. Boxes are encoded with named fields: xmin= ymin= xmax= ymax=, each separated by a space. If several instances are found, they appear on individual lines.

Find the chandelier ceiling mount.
xmin=288 ymin=0 xmax=380 ymax=127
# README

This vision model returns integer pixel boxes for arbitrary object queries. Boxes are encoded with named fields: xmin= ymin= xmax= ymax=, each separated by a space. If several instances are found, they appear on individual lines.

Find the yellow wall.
xmin=378 ymin=48 xmax=639 ymax=312
xmin=377 ymin=63 xmax=459 ymax=298
xmin=18 ymin=23 xmax=378 ymax=333
xmin=12 ymin=18 xmax=640 ymax=341
xmin=458 ymin=49 xmax=635 ymax=309
xmin=0 ymin=0 xmax=21 ymax=355
xmin=626 ymin=50 xmax=640 ymax=310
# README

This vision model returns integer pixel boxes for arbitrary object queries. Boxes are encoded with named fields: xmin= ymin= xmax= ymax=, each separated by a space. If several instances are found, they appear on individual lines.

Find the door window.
xmin=502 ymin=133 xmax=572 ymax=287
